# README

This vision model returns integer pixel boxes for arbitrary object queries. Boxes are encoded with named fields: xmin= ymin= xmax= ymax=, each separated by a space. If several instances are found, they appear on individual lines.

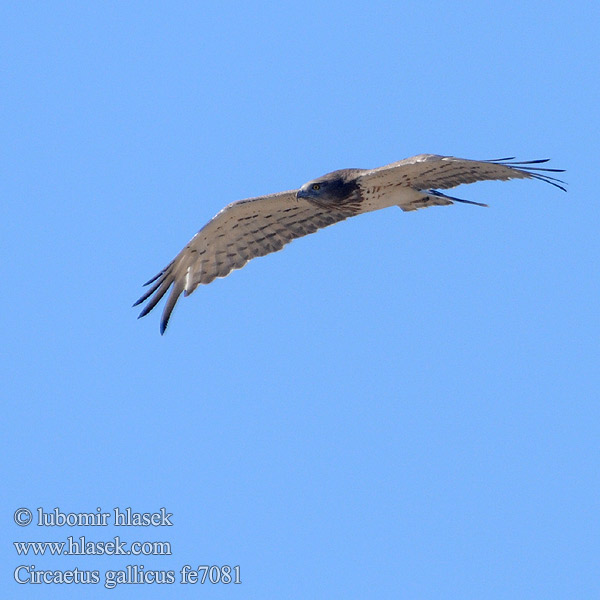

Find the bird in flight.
xmin=134 ymin=154 xmax=565 ymax=334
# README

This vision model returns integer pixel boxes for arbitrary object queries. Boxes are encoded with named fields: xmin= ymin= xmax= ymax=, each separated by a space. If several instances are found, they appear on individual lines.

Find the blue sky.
xmin=3 ymin=1 xmax=598 ymax=598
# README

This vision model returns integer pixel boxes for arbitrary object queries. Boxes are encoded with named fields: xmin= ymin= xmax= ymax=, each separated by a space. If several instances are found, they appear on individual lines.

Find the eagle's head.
xmin=297 ymin=169 xmax=363 ymax=211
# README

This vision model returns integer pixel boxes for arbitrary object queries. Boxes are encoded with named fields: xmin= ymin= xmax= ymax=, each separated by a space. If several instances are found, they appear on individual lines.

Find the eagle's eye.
xmin=312 ymin=183 xmax=321 ymax=191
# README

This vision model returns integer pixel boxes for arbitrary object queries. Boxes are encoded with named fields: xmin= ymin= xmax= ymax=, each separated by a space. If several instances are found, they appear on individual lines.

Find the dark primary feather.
xmin=484 ymin=158 xmax=567 ymax=191
xmin=426 ymin=189 xmax=488 ymax=207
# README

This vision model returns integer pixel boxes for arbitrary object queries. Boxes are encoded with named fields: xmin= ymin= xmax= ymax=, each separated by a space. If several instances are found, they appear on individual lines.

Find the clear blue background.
xmin=3 ymin=2 xmax=598 ymax=598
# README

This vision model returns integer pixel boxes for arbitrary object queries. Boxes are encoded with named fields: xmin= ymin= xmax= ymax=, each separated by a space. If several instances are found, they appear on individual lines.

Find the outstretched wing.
xmin=134 ymin=190 xmax=350 ymax=333
xmin=361 ymin=154 xmax=567 ymax=193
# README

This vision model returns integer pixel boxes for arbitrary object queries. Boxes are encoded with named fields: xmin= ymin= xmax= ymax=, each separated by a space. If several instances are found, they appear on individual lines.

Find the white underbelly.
xmin=358 ymin=186 xmax=422 ymax=214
